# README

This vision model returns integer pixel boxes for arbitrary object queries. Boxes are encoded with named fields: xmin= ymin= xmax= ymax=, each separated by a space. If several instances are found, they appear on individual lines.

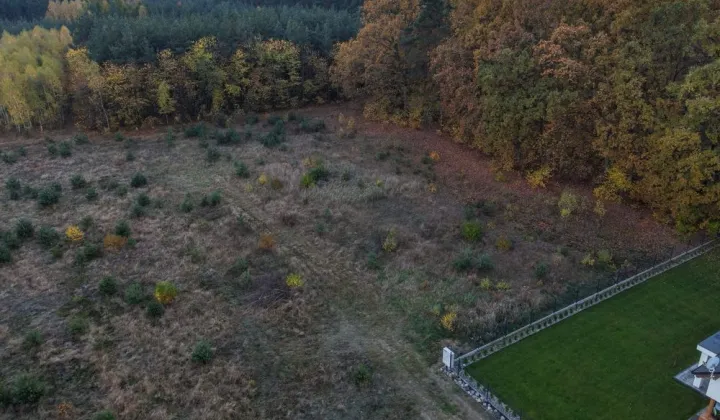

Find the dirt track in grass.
xmin=0 ymin=105 xmax=695 ymax=419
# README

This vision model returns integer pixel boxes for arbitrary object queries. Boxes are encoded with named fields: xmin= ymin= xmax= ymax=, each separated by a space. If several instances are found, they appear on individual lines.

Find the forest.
xmin=0 ymin=0 xmax=718 ymax=233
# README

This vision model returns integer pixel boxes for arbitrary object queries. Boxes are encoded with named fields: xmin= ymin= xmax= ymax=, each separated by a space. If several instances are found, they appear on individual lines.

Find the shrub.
xmin=130 ymin=173 xmax=147 ymax=188
xmin=270 ymin=178 xmax=283 ymax=190
xmin=228 ymin=258 xmax=249 ymax=276
xmin=597 ymin=249 xmax=613 ymax=265
xmin=116 ymin=185 xmax=128 ymax=197
xmin=558 ymin=190 xmax=580 ymax=218
xmin=215 ymin=128 xmax=240 ymax=145
xmin=73 ymin=133 xmax=89 ymax=145
xmin=245 ymin=113 xmax=259 ymax=125
xmin=441 ymin=311 xmax=457 ymax=331
xmin=79 ymin=215 xmax=94 ymax=231
xmin=1 ymin=151 xmax=18 ymax=164
xmin=479 ymin=277 xmax=492 ymax=290
xmin=130 ymin=204 xmax=146 ymax=218
xmin=453 ymin=249 xmax=474 ymax=271
xmin=125 ymin=151 xmax=135 ymax=162
xmin=23 ymin=330 xmax=43 ymax=349
xmin=47 ymin=142 xmax=58 ymax=157
xmin=146 ymin=300 xmax=165 ymax=318
xmin=93 ymin=410 xmax=116 ymax=420
xmin=68 ymin=316 xmax=89 ymax=337
xmin=6 ymin=177 xmax=21 ymax=193
xmin=495 ymin=281 xmax=511 ymax=291
xmin=526 ymin=166 xmax=552 ymax=189
xmin=50 ymin=182 xmax=62 ymax=192
xmin=184 ymin=123 xmax=206 ymax=138
xmin=261 ymin=120 xmax=286 ymax=147
xmin=258 ymin=234 xmax=275 ymax=250
xmin=70 ymin=174 xmax=87 ymax=190
xmin=37 ymin=187 xmax=61 ymax=207
xmin=382 ymin=229 xmax=398 ymax=252
xmin=0 ymin=245 xmax=11 ymax=264
xmin=338 ymin=114 xmax=356 ymax=138
xmin=15 ymin=219 xmax=34 ymax=239
xmin=201 ymin=190 xmax=222 ymax=207
xmin=136 ymin=193 xmax=151 ymax=207
xmin=164 ymin=129 xmax=176 ymax=147
xmin=191 ymin=340 xmax=213 ymax=364
xmin=115 ymin=220 xmax=131 ymax=237
xmin=461 ymin=221 xmax=482 ymax=241
xmin=17 ymin=147 xmax=26 ymax=157
xmin=114 ymin=132 xmax=125 ymax=142
xmin=7 ymin=374 xmax=45 ymax=405
xmin=37 ymin=226 xmax=60 ymax=248
xmin=495 ymin=236 xmax=512 ymax=251
xmin=21 ymin=185 xmax=37 ymax=199
xmin=534 ymin=262 xmax=549 ymax=279
xmin=352 ymin=364 xmax=373 ymax=386
xmin=58 ymin=141 xmax=72 ymax=158
xmin=367 ymin=252 xmax=380 ymax=270
xmin=85 ymin=187 xmax=98 ymax=201
xmin=234 ymin=161 xmax=249 ymax=178
xmin=76 ymin=244 xmax=102 ymax=265
xmin=476 ymin=253 xmax=494 ymax=270
xmin=124 ymin=282 xmax=145 ymax=304
xmin=206 ymin=147 xmax=221 ymax=162
xmin=65 ymin=225 xmax=84 ymax=242
xmin=180 ymin=194 xmax=194 ymax=213
xmin=103 ymin=234 xmax=127 ymax=250
xmin=285 ymin=273 xmax=304 ymax=288
xmin=2 ymin=231 xmax=20 ymax=250
xmin=99 ymin=276 xmax=118 ymax=296
xmin=299 ymin=118 xmax=325 ymax=133
xmin=300 ymin=165 xmax=330 ymax=188
xmin=154 ymin=281 xmax=178 ymax=304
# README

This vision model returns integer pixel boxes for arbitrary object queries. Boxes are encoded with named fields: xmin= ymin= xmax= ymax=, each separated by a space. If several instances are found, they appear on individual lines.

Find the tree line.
xmin=332 ymin=0 xmax=720 ymax=233
xmin=0 ymin=27 xmax=332 ymax=131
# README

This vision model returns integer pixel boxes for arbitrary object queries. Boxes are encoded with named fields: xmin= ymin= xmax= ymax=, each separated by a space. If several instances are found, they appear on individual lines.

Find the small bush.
xmin=114 ymin=132 xmax=125 ymax=142
xmin=124 ymin=282 xmax=145 ymax=304
xmin=206 ymin=147 xmax=221 ymax=162
xmin=115 ymin=220 xmax=131 ymax=237
xmin=476 ymin=254 xmax=494 ymax=270
xmin=285 ymin=273 xmax=304 ymax=288
xmin=352 ymin=364 xmax=373 ymax=386
xmin=1 ymin=151 xmax=18 ymax=164
xmin=453 ymin=249 xmax=474 ymax=271
xmin=234 ymin=161 xmax=249 ymax=178
xmin=201 ymin=190 xmax=222 ymax=207
xmin=37 ymin=187 xmax=61 ymax=207
xmin=37 ymin=226 xmax=60 ymax=248
xmin=191 ymin=340 xmax=213 ymax=364
xmin=245 ymin=113 xmax=259 ymax=125
xmin=65 ymin=225 xmax=84 ymax=242
xmin=99 ymin=276 xmax=118 ymax=296
xmin=21 ymin=185 xmax=37 ymax=199
xmin=558 ymin=190 xmax=580 ymax=218
xmin=116 ymin=185 xmax=128 ymax=197
xmin=0 ymin=245 xmax=11 ymax=264
xmin=179 ymin=194 xmax=194 ymax=213
xmin=597 ymin=249 xmax=613 ymax=265
xmin=526 ymin=166 xmax=552 ymax=189
xmin=70 ymin=174 xmax=87 ymax=190
xmin=270 ymin=177 xmax=283 ymax=190
xmin=125 ymin=151 xmax=135 ymax=162
xmin=130 ymin=173 xmax=147 ymax=188
xmin=130 ymin=204 xmax=146 ymax=218
xmin=258 ymin=234 xmax=275 ymax=250
xmin=85 ymin=187 xmax=98 ymax=201
xmin=7 ymin=374 xmax=46 ymax=405
xmin=58 ymin=141 xmax=72 ymax=158
xmin=6 ymin=177 xmax=21 ymax=193
xmin=215 ymin=128 xmax=240 ymax=145
xmin=93 ymin=410 xmax=116 ymax=420
xmin=73 ymin=133 xmax=89 ymax=145
xmin=261 ymin=120 xmax=286 ymax=147
xmin=184 ymin=123 xmax=206 ymax=138
xmin=23 ymin=330 xmax=43 ymax=349
xmin=154 ymin=281 xmax=178 ymax=304
xmin=68 ymin=316 xmax=89 ymax=337
xmin=367 ymin=252 xmax=380 ymax=270
xmin=479 ymin=277 xmax=492 ymax=290
xmin=461 ymin=221 xmax=482 ymax=241
xmin=75 ymin=244 xmax=102 ymax=265
xmin=228 ymin=258 xmax=249 ymax=276
xmin=300 ymin=165 xmax=330 ymax=188
xmin=103 ymin=234 xmax=127 ymax=250
xmin=164 ymin=129 xmax=176 ymax=147
xmin=382 ymin=229 xmax=398 ymax=252
xmin=50 ymin=182 xmax=62 ymax=192
xmin=495 ymin=281 xmax=511 ymax=291
xmin=15 ymin=219 xmax=34 ymax=239
xmin=47 ymin=142 xmax=58 ymax=157
xmin=146 ymin=300 xmax=165 ymax=318
xmin=299 ymin=118 xmax=325 ymax=133
xmin=534 ymin=262 xmax=549 ymax=279
xmin=2 ymin=231 xmax=20 ymax=249
xmin=136 ymin=193 xmax=151 ymax=207
xmin=79 ymin=215 xmax=94 ymax=231
xmin=495 ymin=236 xmax=512 ymax=251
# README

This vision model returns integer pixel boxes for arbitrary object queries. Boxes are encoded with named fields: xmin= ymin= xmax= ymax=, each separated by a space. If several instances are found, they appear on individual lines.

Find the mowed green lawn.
xmin=467 ymin=248 xmax=720 ymax=420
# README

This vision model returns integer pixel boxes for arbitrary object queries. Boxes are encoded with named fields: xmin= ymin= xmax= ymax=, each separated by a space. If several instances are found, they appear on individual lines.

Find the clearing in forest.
xmin=0 ymin=108 xmax=693 ymax=419
xmin=466 ymin=248 xmax=720 ymax=420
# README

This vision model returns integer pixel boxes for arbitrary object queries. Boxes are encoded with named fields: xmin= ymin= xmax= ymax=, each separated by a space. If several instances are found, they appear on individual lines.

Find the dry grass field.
xmin=0 ymin=106 xmax=693 ymax=419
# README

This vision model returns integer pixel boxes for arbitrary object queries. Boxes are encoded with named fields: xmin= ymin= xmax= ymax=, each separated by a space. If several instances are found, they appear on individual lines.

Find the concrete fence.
xmin=443 ymin=240 xmax=717 ymax=419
